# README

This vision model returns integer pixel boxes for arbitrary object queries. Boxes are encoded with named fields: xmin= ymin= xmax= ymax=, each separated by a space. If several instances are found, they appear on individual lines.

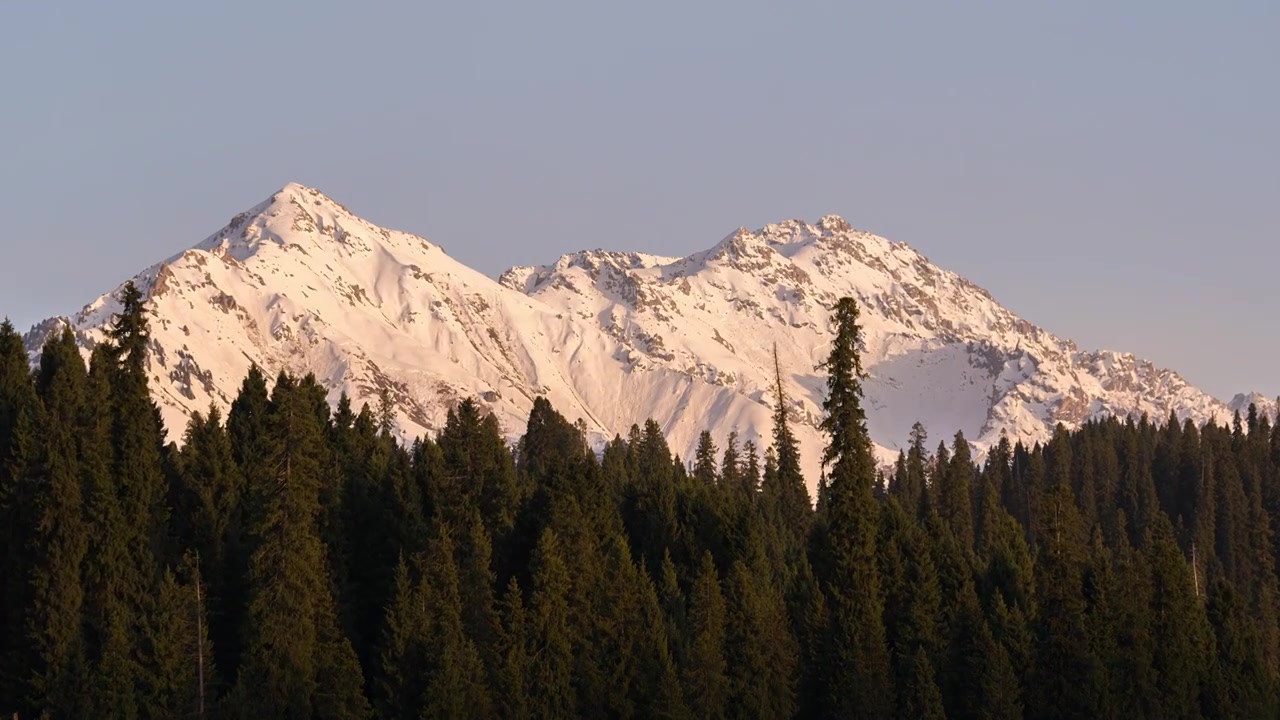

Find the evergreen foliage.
xmin=2 ymin=294 xmax=1280 ymax=718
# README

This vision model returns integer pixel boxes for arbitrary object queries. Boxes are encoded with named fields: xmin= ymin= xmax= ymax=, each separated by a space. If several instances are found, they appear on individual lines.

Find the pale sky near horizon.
xmin=1 ymin=1 xmax=1276 ymax=400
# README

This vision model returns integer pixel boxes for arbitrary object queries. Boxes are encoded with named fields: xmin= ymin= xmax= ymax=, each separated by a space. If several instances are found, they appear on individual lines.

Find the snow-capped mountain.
xmin=23 ymin=184 xmax=1273 ymax=493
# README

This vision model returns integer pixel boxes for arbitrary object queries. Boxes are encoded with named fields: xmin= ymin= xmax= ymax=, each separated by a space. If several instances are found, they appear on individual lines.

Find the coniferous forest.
xmin=4 ymin=286 xmax=1280 ymax=719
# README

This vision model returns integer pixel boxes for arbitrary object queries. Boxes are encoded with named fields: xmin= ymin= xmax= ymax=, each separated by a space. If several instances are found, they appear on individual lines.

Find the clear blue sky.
xmin=1 ymin=1 xmax=1276 ymax=400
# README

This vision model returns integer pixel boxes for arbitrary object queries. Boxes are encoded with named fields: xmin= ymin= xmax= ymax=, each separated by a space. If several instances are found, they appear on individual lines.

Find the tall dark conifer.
xmin=720 ymin=431 xmax=742 ymax=492
xmin=764 ymin=344 xmax=810 ymax=544
xmin=693 ymin=430 xmax=719 ymax=486
xmin=231 ymin=373 xmax=369 ymax=719
xmin=0 ymin=319 xmax=40 ymax=712
xmin=527 ymin=529 xmax=575 ymax=718
xmin=1029 ymin=483 xmax=1103 ymax=719
xmin=417 ymin=524 xmax=491 ymax=720
xmin=104 ymin=282 xmax=168 ymax=560
xmin=892 ymin=421 xmax=929 ymax=518
xmin=740 ymin=440 xmax=761 ymax=497
xmin=812 ymin=297 xmax=892 ymax=719
xmin=1146 ymin=516 xmax=1214 ymax=718
xmin=683 ymin=552 xmax=728 ymax=719
xmin=172 ymin=406 xmax=245 ymax=685
xmin=23 ymin=328 xmax=93 ymax=717
xmin=724 ymin=559 xmax=798 ymax=720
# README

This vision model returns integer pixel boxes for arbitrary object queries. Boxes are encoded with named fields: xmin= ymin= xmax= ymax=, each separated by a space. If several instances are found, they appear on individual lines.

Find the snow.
xmin=24 ymin=183 xmax=1270 ymax=497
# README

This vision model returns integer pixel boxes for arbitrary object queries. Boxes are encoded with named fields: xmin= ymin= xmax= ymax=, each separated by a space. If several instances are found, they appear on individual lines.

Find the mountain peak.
xmin=262 ymin=182 xmax=354 ymax=218
xmin=23 ymin=192 xmax=1276 ymax=497
xmin=817 ymin=214 xmax=853 ymax=234
xmin=274 ymin=181 xmax=339 ymax=204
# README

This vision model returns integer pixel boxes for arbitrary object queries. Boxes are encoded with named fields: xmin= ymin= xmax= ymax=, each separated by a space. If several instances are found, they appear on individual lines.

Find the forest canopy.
xmin=2 ymin=287 xmax=1278 ymax=719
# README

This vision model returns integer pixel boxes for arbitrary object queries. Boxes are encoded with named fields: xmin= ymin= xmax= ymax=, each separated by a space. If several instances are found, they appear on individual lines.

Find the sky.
xmin=1 ymin=1 xmax=1276 ymax=400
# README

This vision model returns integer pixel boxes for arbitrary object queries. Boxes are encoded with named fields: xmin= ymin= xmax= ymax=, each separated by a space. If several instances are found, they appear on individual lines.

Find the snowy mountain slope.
xmin=500 ymin=216 xmax=1271 ymax=470
xmin=24 ymin=184 xmax=1271 ymax=495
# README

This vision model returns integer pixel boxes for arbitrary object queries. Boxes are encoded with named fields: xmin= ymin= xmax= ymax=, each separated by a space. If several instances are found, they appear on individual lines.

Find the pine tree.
xmin=527 ymin=529 xmax=575 ymax=718
xmin=763 ymin=345 xmax=811 ymax=550
xmin=494 ymin=577 xmax=530 ymax=720
xmin=0 ymin=319 xmax=41 ymax=713
xmin=172 ymin=405 xmax=245 ymax=685
xmin=417 ymin=524 xmax=491 ymax=720
xmin=694 ymin=430 xmax=719 ymax=486
xmin=622 ymin=419 xmax=680 ymax=577
xmin=901 ymin=647 xmax=945 ymax=720
xmin=455 ymin=511 xmax=502 ymax=696
xmin=1205 ymin=579 xmax=1272 ymax=718
xmin=439 ymin=398 xmax=522 ymax=545
xmin=740 ymin=440 xmax=761 ymax=497
xmin=145 ymin=555 xmax=216 ymax=718
xmin=232 ymin=373 xmax=369 ymax=719
xmin=891 ymin=421 xmax=929 ymax=518
xmin=812 ymin=297 xmax=892 ymax=719
xmin=659 ymin=550 xmax=688 ymax=670
xmin=940 ymin=430 xmax=976 ymax=551
xmin=1029 ymin=483 xmax=1103 ymax=719
xmin=23 ymin=328 xmax=92 ymax=717
xmin=373 ymin=555 xmax=418 ymax=718
xmin=724 ymin=559 xmax=798 ymax=720
xmin=683 ymin=552 xmax=728 ymax=719
xmin=720 ymin=431 xmax=743 ymax=490
xmin=878 ymin=500 xmax=941 ymax=713
xmin=80 ymin=344 xmax=141 ymax=719
xmin=103 ymin=281 xmax=169 ymax=561
xmin=1146 ymin=516 xmax=1214 ymax=719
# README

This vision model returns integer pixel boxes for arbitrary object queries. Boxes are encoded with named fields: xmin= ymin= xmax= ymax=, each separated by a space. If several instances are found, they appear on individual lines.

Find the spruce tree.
xmin=901 ymin=647 xmax=945 ymax=720
xmin=374 ymin=556 xmax=426 ymax=720
xmin=945 ymin=585 xmax=1022 ymax=720
xmin=494 ymin=577 xmax=530 ymax=720
xmin=417 ymin=524 xmax=491 ymax=720
xmin=683 ymin=552 xmax=728 ymax=719
xmin=1205 ymin=579 xmax=1271 ymax=718
xmin=720 ymin=431 xmax=742 ymax=491
xmin=0 ymin=319 xmax=40 ymax=712
xmin=81 ymin=344 xmax=141 ymax=718
xmin=878 ymin=500 xmax=941 ymax=713
xmin=103 ymin=281 xmax=168 ymax=560
xmin=891 ymin=421 xmax=929 ymax=518
xmin=172 ymin=406 xmax=245 ymax=683
xmin=622 ymin=419 xmax=680 ymax=577
xmin=1029 ymin=483 xmax=1103 ymax=720
xmin=232 ymin=373 xmax=369 ymax=719
xmin=812 ymin=297 xmax=892 ymax=720
xmin=23 ymin=328 xmax=92 ymax=717
xmin=1106 ymin=526 xmax=1158 ymax=718
xmin=439 ymin=398 xmax=522 ymax=544
xmin=1146 ymin=516 xmax=1215 ymax=718
xmin=940 ymin=430 xmax=976 ymax=551
xmin=145 ymin=555 xmax=216 ymax=718
xmin=455 ymin=511 xmax=502 ymax=695
xmin=694 ymin=430 xmax=719 ymax=486
xmin=740 ymin=439 xmax=761 ymax=496
xmin=763 ymin=344 xmax=811 ymax=552
xmin=724 ymin=559 xmax=798 ymax=720
xmin=659 ymin=550 xmax=688 ymax=670
xmin=527 ymin=529 xmax=575 ymax=718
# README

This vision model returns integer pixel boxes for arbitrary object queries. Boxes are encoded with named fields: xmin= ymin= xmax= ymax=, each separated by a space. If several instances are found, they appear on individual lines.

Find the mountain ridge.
xmin=23 ymin=183 xmax=1276 ymax=492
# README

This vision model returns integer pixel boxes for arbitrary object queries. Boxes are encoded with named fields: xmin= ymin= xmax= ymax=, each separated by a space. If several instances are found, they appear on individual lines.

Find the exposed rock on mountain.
xmin=26 ymin=184 xmax=1265 ymax=493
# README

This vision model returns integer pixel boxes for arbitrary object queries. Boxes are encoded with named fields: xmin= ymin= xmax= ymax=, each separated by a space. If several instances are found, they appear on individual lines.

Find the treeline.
xmin=1 ymin=287 xmax=1279 ymax=718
